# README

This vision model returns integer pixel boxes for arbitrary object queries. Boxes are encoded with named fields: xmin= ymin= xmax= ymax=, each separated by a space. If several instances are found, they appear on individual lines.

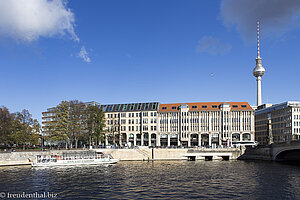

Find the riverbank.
xmin=0 ymin=148 xmax=243 ymax=166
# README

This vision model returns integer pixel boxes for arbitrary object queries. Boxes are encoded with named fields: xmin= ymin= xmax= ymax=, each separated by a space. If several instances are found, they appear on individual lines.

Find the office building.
xmin=255 ymin=101 xmax=300 ymax=145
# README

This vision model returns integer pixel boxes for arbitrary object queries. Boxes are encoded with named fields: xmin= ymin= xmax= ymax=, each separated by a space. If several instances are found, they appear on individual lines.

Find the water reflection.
xmin=0 ymin=161 xmax=299 ymax=199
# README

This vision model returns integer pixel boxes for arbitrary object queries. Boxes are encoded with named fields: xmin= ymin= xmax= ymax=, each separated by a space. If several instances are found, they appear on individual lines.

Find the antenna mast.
xmin=257 ymin=19 xmax=260 ymax=58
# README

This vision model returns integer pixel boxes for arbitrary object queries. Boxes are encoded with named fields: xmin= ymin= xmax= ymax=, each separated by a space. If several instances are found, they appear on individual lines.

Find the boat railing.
xmin=36 ymin=151 xmax=113 ymax=163
xmin=36 ymin=155 xmax=58 ymax=163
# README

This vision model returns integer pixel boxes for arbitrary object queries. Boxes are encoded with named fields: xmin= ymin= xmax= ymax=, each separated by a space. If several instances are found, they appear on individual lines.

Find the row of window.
xmin=117 ymin=126 xmax=157 ymax=132
xmin=118 ymin=119 xmax=158 ymax=124
xmin=294 ymin=115 xmax=300 ymax=119
xmin=161 ymin=105 xmax=247 ymax=110
xmin=294 ymin=108 xmax=300 ymax=112
xmin=43 ymin=113 xmax=54 ymax=117
xmin=160 ymin=118 xmax=249 ymax=124
xmin=107 ymin=112 xmax=157 ymax=118
xmin=103 ymin=103 xmax=158 ymax=112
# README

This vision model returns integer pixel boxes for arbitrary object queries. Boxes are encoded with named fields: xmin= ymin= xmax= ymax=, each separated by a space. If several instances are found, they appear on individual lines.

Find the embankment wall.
xmin=238 ymin=146 xmax=271 ymax=161
xmin=0 ymin=148 xmax=242 ymax=166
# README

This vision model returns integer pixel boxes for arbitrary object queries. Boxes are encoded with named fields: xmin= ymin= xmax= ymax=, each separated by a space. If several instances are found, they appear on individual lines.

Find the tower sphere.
xmin=253 ymin=58 xmax=265 ymax=77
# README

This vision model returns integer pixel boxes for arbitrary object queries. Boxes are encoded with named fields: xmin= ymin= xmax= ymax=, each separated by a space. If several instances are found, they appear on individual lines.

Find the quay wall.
xmin=187 ymin=148 xmax=242 ymax=160
xmin=0 ymin=151 xmax=49 ymax=166
xmin=238 ymin=146 xmax=272 ymax=161
xmin=0 ymin=148 xmax=242 ymax=166
xmin=0 ymin=150 xmax=89 ymax=166
xmin=102 ymin=149 xmax=153 ymax=161
xmin=102 ymin=148 xmax=189 ymax=161
xmin=154 ymin=149 xmax=188 ymax=160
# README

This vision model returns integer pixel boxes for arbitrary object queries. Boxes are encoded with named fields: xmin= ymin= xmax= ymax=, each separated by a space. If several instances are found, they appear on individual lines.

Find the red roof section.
xmin=159 ymin=102 xmax=253 ymax=112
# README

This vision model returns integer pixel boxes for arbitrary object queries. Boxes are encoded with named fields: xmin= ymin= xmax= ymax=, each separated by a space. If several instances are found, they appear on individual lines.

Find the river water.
xmin=0 ymin=160 xmax=300 ymax=199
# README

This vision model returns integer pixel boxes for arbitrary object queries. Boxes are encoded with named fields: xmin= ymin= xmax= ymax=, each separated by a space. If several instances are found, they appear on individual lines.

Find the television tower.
xmin=253 ymin=19 xmax=265 ymax=106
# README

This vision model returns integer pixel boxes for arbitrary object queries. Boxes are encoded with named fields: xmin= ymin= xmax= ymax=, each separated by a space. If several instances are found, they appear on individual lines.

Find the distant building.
xmin=255 ymin=101 xmax=300 ymax=145
xmin=42 ymin=107 xmax=56 ymax=134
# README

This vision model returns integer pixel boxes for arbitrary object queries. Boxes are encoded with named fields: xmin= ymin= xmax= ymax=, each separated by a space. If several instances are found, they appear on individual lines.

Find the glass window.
xmin=137 ymin=103 xmax=141 ymax=110
xmin=129 ymin=104 xmax=134 ymax=110
xmin=152 ymin=103 xmax=157 ymax=110
xmin=143 ymin=112 xmax=148 ymax=117
xmin=108 ymin=105 xmax=113 ymax=111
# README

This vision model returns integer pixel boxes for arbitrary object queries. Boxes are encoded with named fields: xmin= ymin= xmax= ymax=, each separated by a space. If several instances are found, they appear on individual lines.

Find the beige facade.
xmin=42 ymin=101 xmax=255 ymax=148
xmin=102 ymin=102 xmax=159 ymax=147
xmin=158 ymin=102 xmax=255 ymax=147
xmin=103 ymin=102 xmax=255 ymax=147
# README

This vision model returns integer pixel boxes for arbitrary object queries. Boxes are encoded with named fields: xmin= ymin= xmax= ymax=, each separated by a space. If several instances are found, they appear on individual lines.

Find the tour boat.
xmin=30 ymin=151 xmax=119 ymax=167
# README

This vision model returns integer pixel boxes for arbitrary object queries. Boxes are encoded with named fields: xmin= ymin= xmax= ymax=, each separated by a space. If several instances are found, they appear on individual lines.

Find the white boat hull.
xmin=31 ymin=158 xmax=119 ymax=167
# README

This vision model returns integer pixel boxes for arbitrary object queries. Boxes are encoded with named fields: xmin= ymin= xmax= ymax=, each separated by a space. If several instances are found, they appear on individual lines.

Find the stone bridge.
xmin=271 ymin=140 xmax=300 ymax=161
xmin=238 ymin=140 xmax=300 ymax=161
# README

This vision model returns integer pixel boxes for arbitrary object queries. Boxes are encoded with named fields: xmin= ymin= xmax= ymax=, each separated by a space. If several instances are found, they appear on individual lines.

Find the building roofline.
xmin=159 ymin=102 xmax=253 ymax=112
xmin=255 ymin=101 xmax=300 ymax=115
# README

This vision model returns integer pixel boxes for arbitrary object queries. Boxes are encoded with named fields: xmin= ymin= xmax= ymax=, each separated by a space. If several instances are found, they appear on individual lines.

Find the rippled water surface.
xmin=1 ymin=161 xmax=300 ymax=199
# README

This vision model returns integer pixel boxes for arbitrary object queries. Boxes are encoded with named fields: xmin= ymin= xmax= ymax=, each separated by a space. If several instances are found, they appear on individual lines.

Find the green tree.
xmin=43 ymin=100 xmax=106 ymax=149
xmin=0 ymin=107 xmax=41 ymax=149
xmin=14 ymin=109 xmax=41 ymax=149
xmin=45 ymin=101 xmax=70 ymax=149
xmin=86 ymin=105 xmax=106 ymax=147
xmin=69 ymin=100 xmax=86 ymax=149
xmin=0 ymin=106 xmax=15 ymax=146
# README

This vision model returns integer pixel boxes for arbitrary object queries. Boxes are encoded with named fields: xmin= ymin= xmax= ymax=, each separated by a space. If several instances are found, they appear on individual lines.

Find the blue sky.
xmin=0 ymin=0 xmax=300 ymax=122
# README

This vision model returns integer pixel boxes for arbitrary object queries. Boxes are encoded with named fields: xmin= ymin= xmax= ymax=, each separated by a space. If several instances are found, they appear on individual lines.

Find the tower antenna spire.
xmin=253 ymin=18 xmax=265 ymax=107
xmin=257 ymin=19 xmax=260 ymax=58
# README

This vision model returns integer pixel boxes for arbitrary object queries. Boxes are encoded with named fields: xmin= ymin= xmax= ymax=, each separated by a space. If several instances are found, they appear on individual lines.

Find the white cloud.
xmin=196 ymin=36 xmax=232 ymax=55
xmin=220 ymin=0 xmax=300 ymax=41
xmin=78 ymin=46 xmax=91 ymax=63
xmin=0 ymin=0 xmax=79 ymax=42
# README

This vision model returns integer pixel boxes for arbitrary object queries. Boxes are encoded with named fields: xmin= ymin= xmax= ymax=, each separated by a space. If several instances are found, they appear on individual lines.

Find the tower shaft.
xmin=257 ymin=76 xmax=262 ymax=106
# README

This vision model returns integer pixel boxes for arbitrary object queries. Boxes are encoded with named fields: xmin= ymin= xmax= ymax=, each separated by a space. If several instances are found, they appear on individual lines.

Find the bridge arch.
xmin=274 ymin=148 xmax=300 ymax=161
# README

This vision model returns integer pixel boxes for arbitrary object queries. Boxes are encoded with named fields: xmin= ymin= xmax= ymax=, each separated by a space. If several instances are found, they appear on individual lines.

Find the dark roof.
xmin=101 ymin=102 xmax=159 ymax=112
